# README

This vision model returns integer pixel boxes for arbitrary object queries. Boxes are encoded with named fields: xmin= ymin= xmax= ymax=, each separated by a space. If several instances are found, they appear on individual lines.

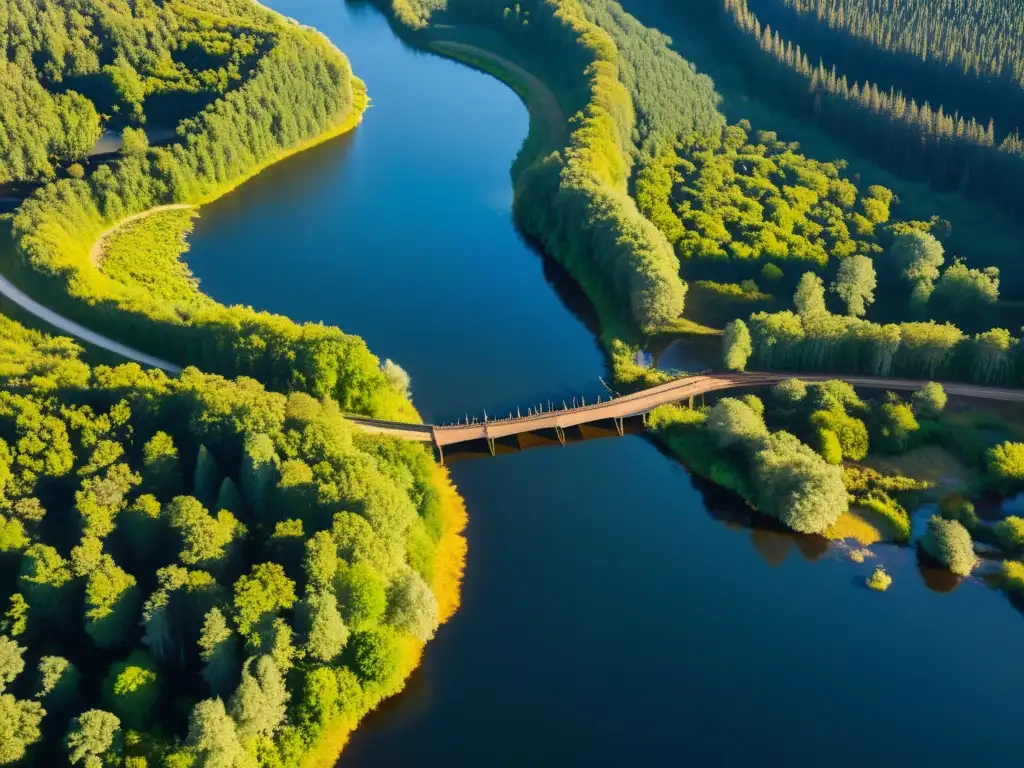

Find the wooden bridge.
xmin=348 ymin=372 xmax=1024 ymax=459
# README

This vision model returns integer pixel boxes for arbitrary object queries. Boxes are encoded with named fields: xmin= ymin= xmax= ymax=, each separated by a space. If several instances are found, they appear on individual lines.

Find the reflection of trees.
xmin=794 ymin=533 xmax=829 ymax=562
xmin=539 ymin=244 xmax=603 ymax=338
xmin=916 ymin=548 xmax=962 ymax=593
xmin=689 ymin=471 xmax=830 ymax=566
xmin=349 ymin=657 xmax=434 ymax=740
xmin=750 ymin=528 xmax=793 ymax=567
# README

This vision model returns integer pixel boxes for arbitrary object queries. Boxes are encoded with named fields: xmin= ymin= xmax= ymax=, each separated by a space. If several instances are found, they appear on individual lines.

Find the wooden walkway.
xmin=349 ymin=371 xmax=1024 ymax=454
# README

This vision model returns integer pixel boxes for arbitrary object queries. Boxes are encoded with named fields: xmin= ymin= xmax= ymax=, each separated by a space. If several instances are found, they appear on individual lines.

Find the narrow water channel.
xmin=185 ymin=1 xmax=1024 ymax=763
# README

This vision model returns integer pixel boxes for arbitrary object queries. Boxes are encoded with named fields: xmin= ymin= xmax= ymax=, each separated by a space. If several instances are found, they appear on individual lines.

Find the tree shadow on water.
xmin=687 ymin=469 xmax=830 ymax=567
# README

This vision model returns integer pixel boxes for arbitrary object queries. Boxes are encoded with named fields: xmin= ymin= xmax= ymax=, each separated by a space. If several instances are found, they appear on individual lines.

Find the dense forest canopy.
xmin=636 ymin=122 xmax=893 ymax=277
xmin=380 ymin=0 xmax=726 ymax=345
xmin=0 ymin=0 xmax=284 ymax=184
xmin=779 ymin=0 xmax=1024 ymax=88
xmin=715 ymin=0 xmax=1024 ymax=218
xmin=7 ymin=0 xmax=398 ymax=421
xmin=0 ymin=314 xmax=464 ymax=766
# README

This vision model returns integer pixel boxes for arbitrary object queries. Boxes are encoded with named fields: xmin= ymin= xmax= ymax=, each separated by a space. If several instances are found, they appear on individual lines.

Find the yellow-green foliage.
xmin=608 ymin=339 xmax=672 ymax=388
xmin=995 ymin=516 xmax=1024 ymax=551
xmin=1000 ymin=560 xmax=1024 ymax=595
xmin=744 ymin=306 xmax=1021 ymax=385
xmin=10 ymin=10 xmax=410 ymax=421
xmin=986 ymin=442 xmax=1024 ymax=492
xmin=858 ymin=496 xmax=911 ymax=543
xmin=0 ymin=315 xmax=89 ymax=390
xmin=637 ymin=123 xmax=889 ymax=267
xmin=866 ymin=566 xmax=892 ymax=591
xmin=391 ymin=0 xmax=445 ymax=28
xmin=839 ymin=469 xmax=916 ymax=544
xmin=922 ymin=515 xmax=977 ymax=575
xmin=816 ymin=428 xmax=843 ymax=464
xmin=652 ymin=400 xmax=848 ymax=534
xmin=0 ymin=317 xmax=465 ymax=767
xmin=693 ymin=280 xmax=771 ymax=301
xmin=938 ymin=493 xmax=980 ymax=531
xmin=843 ymin=466 xmax=924 ymax=497
xmin=422 ymin=0 xmax=724 ymax=334
xmin=99 ymin=209 xmax=208 ymax=310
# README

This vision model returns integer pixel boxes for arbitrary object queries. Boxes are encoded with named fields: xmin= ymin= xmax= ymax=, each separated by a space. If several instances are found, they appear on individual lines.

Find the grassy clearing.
xmin=825 ymin=509 xmax=884 ymax=545
xmin=865 ymin=445 xmax=975 ymax=490
xmin=99 ymin=208 xmax=209 ymax=310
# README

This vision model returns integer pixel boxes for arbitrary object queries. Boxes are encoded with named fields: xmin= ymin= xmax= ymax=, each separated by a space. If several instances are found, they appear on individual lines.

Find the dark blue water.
xmin=186 ymin=1 xmax=1024 ymax=764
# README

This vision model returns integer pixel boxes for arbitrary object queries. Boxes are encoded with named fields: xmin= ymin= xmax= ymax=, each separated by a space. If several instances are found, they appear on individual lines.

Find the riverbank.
xmin=167 ymin=3 xmax=1024 ymax=764
xmin=84 ymin=87 xmax=368 ymax=271
xmin=419 ymin=24 xmax=717 ymax=391
xmin=0 ymin=86 xmax=367 ymax=367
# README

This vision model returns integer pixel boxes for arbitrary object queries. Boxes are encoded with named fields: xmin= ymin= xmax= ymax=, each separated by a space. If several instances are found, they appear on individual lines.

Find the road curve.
xmin=0 ymin=273 xmax=181 ymax=373
xmin=351 ymin=372 xmax=1024 ymax=447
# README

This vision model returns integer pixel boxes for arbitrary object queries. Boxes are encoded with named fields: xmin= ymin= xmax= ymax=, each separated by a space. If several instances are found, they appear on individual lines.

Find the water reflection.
xmin=448 ymin=425 xmax=839 ymax=570
xmin=916 ymin=554 xmax=963 ymax=593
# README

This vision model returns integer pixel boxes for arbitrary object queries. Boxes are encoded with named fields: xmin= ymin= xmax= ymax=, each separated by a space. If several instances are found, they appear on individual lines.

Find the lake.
xmin=185 ymin=1 xmax=1024 ymax=764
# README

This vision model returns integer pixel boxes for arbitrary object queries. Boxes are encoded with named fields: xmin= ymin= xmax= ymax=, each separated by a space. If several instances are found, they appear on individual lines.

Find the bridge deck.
xmin=348 ymin=372 xmax=1024 ymax=448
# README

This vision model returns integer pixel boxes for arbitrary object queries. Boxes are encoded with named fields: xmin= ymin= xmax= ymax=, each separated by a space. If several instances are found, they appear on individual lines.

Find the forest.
xmin=7 ymin=0 xmax=404 ymax=421
xmin=0 ymin=0 xmax=280 ymax=184
xmin=373 ymin=0 xmax=1024 ymax=584
xmin=376 ymin=0 xmax=1024 ymax=390
xmin=0 ymin=2 xmax=477 ymax=764
xmin=0 ymin=314 xmax=465 ymax=765
xmin=706 ymin=0 xmax=1024 ymax=218
xmin=777 ymin=0 xmax=1024 ymax=89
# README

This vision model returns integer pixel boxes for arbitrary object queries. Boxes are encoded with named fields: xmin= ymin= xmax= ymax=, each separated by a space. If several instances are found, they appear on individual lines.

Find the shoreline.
xmin=1 ymin=85 xmax=369 ymax=361
xmin=420 ymin=27 xmax=702 ymax=389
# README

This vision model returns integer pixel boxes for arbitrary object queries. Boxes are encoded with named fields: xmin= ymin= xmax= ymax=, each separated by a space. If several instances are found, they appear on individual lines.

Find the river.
xmin=185 ymin=1 xmax=1024 ymax=764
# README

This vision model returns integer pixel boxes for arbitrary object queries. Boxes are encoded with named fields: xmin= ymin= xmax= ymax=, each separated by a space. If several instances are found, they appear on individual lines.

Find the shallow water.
xmin=185 ymin=2 xmax=1024 ymax=764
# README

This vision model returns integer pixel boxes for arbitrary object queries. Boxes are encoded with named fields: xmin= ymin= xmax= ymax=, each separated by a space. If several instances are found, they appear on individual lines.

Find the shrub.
xmin=741 ymin=394 xmax=764 ymax=417
xmin=986 ymin=442 xmax=1024 ymax=493
xmin=866 ymin=566 xmax=892 ymax=591
xmin=858 ymin=494 xmax=911 ymax=543
xmin=912 ymin=382 xmax=947 ymax=417
xmin=706 ymin=398 xmax=768 ymax=447
xmin=816 ymin=428 xmax=843 ymax=465
xmin=939 ymin=494 xmax=980 ymax=531
xmin=995 ymin=516 xmax=1024 ymax=551
xmin=1000 ymin=561 xmax=1024 ymax=595
xmin=771 ymin=378 xmax=807 ymax=405
xmin=921 ymin=516 xmax=977 ymax=576
xmin=722 ymin=319 xmax=753 ymax=372
xmin=810 ymin=408 xmax=869 ymax=460
xmin=754 ymin=431 xmax=847 ymax=533
xmin=877 ymin=401 xmax=920 ymax=453
xmin=762 ymin=263 xmax=784 ymax=281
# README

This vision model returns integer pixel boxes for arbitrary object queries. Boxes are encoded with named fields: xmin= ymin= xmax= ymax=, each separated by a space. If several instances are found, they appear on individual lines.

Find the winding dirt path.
xmin=0 ymin=273 xmax=181 ymax=372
